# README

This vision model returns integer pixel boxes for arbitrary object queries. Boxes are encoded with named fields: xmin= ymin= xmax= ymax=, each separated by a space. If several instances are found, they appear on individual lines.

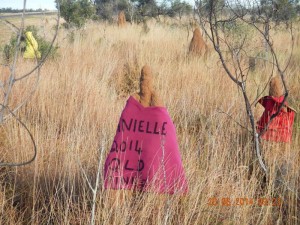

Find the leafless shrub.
xmin=195 ymin=0 xmax=294 ymax=175
xmin=0 ymin=0 xmax=60 ymax=167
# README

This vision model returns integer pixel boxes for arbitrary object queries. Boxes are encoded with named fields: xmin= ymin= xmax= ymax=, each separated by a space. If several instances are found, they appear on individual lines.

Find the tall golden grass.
xmin=0 ymin=20 xmax=299 ymax=224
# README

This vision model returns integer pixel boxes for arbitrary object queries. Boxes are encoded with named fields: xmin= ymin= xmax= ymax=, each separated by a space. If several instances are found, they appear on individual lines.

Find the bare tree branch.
xmin=0 ymin=19 xmax=20 ymax=34
xmin=0 ymin=1 xmax=60 ymax=167
xmin=15 ymin=10 xmax=60 ymax=82
xmin=0 ymin=104 xmax=36 ymax=167
xmin=0 ymin=0 xmax=27 ymax=122
xmin=1 ymin=3 xmax=60 ymax=121
xmin=217 ymin=108 xmax=251 ymax=132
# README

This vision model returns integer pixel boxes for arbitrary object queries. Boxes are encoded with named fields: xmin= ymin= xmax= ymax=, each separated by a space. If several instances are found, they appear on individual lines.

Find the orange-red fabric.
xmin=257 ymin=96 xmax=295 ymax=143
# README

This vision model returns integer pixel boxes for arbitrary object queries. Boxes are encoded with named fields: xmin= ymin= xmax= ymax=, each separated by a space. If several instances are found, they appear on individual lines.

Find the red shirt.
xmin=257 ymin=96 xmax=295 ymax=143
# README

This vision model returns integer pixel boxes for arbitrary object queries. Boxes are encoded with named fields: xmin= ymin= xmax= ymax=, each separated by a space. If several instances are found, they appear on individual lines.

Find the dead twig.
xmin=0 ymin=104 xmax=36 ymax=167
xmin=0 ymin=0 xmax=60 ymax=167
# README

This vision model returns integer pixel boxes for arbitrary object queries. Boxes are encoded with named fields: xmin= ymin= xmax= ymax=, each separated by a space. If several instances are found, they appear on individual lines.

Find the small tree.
xmin=3 ymin=25 xmax=59 ymax=63
xmin=196 ymin=0 xmax=294 ymax=175
xmin=169 ymin=0 xmax=192 ymax=20
xmin=58 ymin=0 xmax=95 ymax=28
xmin=94 ymin=0 xmax=134 ymax=22
xmin=94 ymin=0 xmax=115 ymax=22
xmin=0 ymin=0 xmax=60 ymax=166
xmin=272 ymin=0 xmax=298 ymax=25
xmin=135 ymin=0 xmax=159 ymax=17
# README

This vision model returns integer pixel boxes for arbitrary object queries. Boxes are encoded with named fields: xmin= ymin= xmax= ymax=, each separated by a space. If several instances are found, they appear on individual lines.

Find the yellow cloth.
xmin=23 ymin=31 xmax=41 ymax=59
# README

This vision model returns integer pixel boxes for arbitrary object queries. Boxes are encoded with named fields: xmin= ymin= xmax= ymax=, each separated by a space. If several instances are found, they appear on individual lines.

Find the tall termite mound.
xmin=133 ymin=65 xmax=163 ymax=107
xmin=189 ymin=28 xmax=207 ymax=55
xmin=269 ymin=76 xmax=287 ymax=112
xmin=269 ymin=76 xmax=284 ymax=97
xmin=118 ymin=11 xmax=127 ymax=27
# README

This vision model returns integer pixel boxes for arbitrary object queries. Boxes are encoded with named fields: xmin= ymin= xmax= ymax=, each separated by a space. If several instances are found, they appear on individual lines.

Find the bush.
xmin=3 ymin=36 xmax=18 ymax=63
xmin=2 ymin=25 xmax=59 ymax=63
xmin=95 ymin=2 xmax=114 ymax=22
xmin=59 ymin=0 xmax=95 ymax=28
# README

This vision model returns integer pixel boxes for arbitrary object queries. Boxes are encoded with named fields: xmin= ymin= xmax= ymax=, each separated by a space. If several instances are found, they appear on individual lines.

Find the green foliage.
xmin=0 ymin=7 xmax=44 ymax=13
xmin=95 ymin=0 xmax=183 ymax=23
xmin=94 ymin=0 xmax=193 ymax=23
xmin=95 ymin=0 xmax=131 ymax=22
xmin=58 ymin=0 xmax=96 ymax=28
xmin=95 ymin=0 xmax=114 ymax=22
xmin=3 ymin=37 xmax=17 ymax=64
xmin=67 ymin=31 xmax=76 ymax=43
xmin=195 ymin=0 xmax=225 ymax=16
xmin=168 ymin=0 xmax=192 ymax=19
xmin=223 ymin=21 xmax=254 ymax=50
xmin=273 ymin=0 xmax=297 ymax=23
xmin=135 ymin=0 xmax=159 ymax=17
xmin=25 ymin=26 xmax=59 ymax=59
xmin=2 ymin=26 xmax=59 ymax=63
xmin=117 ymin=0 xmax=131 ymax=11
xmin=255 ymin=0 xmax=298 ymax=23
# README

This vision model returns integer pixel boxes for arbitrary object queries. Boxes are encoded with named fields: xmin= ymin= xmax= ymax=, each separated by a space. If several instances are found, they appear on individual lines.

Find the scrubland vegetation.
xmin=0 ymin=14 xmax=300 ymax=224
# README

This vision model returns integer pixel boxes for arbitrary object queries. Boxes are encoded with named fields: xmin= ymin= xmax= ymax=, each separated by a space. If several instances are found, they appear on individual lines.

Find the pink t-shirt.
xmin=257 ymin=96 xmax=295 ymax=143
xmin=104 ymin=96 xmax=188 ymax=194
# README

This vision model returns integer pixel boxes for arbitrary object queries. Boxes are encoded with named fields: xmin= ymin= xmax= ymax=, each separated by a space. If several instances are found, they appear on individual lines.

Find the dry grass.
xmin=0 ymin=19 xmax=299 ymax=224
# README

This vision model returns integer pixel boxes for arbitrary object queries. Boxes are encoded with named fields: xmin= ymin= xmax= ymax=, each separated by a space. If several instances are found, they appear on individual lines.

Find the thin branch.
xmin=251 ymin=71 xmax=274 ymax=106
xmin=0 ymin=0 xmax=27 ymax=122
xmin=196 ymin=0 xmax=269 ymax=173
xmin=0 ymin=104 xmax=37 ymax=167
xmin=14 ymin=9 xmax=60 ymax=82
xmin=282 ymin=24 xmax=295 ymax=73
xmin=240 ymin=84 xmax=267 ymax=173
xmin=207 ymin=3 xmax=242 ymax=86
xmin=0 ymin=1 xmax=61 ymax=168
xmin=4 ymin=66 xmax=40 ymax=120
xmin=0 ymin=19 xmax=20 ymax=34
xmin=217 ymin=108 xmax=251 ymax=133
xmin=226 ymin=3 xmax=290 ymax=142
xmin=2 ymin=2 xmax=60 ymax=121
